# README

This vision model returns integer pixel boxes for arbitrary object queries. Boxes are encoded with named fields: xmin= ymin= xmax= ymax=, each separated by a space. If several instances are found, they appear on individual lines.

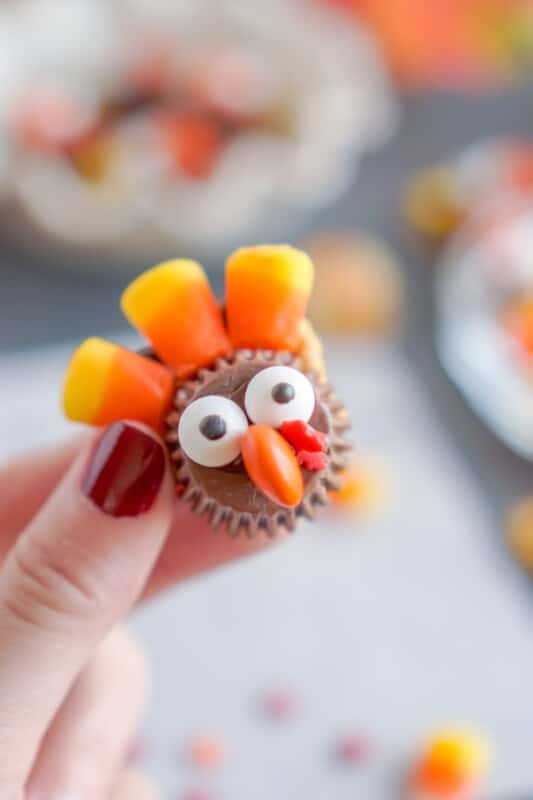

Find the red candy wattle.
xmin=279 ymin=420 xmax=328 ymax=471
xmin=297 ymin=450 xmax=328 ymax=471
xmin=280 ymin=420 xmax=327 ymax=453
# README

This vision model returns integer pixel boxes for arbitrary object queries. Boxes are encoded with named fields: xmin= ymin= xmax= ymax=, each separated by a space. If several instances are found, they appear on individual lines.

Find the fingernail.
xmin=82 ymin=422 xmax=165 ymax=517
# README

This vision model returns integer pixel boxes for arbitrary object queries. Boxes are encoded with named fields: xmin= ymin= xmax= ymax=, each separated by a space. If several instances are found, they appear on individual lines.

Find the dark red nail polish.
xmin=82 ymin=422 xmax=165 ymax=517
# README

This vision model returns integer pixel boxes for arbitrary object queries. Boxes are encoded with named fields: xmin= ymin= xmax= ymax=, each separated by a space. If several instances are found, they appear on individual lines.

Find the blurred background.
xmin=3 ymin=0 xmax=533 ymax=797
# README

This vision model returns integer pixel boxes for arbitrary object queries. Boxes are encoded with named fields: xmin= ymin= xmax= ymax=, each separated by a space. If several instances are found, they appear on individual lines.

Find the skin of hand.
xmin=0 ymin=421 xmax=283 ymax=800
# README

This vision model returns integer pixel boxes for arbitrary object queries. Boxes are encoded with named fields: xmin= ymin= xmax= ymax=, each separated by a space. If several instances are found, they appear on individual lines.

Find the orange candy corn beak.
xmin=240 ymin=425 xmax=304 ymax=508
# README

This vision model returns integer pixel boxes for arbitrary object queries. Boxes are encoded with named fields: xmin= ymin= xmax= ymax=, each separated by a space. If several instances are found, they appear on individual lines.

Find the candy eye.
xmin=244 ymin=366 xmax=315 ymax=428
xmin=178 ymin=395 xmax=248 ymax=467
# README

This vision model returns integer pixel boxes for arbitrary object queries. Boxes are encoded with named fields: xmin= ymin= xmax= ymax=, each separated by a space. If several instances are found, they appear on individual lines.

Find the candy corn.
xmin=501 ymin=294 xmax=533 ymax=356
xmin=121 ymin=259 xmax=231 ymax=378
xmin=331 ymin=460 xmax=386 ymax=514
xmin=404 ymin=167 xmax=464 ymax=238
xmin=156 ymin=111 xmax=224 ymax=179
xmin=63 ymin=337 xmax=174 ymax=430
xmin=68 ymin=130 xmax=115 ymax=184
xmin=410 ymin=728 xmax=491 ymax=799
xmin=297 ymin=318 xmax=326 ymax=381
xmin=304 ymin=231 xmax=404 ymax=335
xmin=506 ymin=495 xmax=533 ymax=572
xmin=226 ymin=245 xmax=314 ymax=351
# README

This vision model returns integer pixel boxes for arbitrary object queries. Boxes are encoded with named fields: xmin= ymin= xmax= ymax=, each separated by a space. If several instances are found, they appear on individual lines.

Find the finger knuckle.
xmin=4 ymin=534 xmax=112 ymax=634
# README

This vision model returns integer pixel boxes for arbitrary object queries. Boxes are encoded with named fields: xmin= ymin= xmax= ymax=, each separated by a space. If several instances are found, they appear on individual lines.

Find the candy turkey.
xmin=63 ymin=246 xmax=351 ymax=535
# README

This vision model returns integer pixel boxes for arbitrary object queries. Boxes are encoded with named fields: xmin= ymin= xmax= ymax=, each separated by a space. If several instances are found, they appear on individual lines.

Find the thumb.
xmin=0 ymin=421 xmax=174 ymax=795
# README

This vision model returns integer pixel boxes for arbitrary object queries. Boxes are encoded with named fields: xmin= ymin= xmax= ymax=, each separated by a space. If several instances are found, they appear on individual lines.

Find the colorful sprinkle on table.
xmin=180 ymin=790 xmax=212 ymax=800
xmin=187 ymin=735 xmax=229 ymax=770
xmin=260 ymin=688 xmax=299 ymax=721
xmin=334 ymin=733 xmax=372 ymax=764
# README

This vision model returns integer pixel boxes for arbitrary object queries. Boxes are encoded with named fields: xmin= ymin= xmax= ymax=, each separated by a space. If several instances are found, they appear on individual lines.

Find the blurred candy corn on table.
xmin=409 ymin=729 xmax=491 ymax=800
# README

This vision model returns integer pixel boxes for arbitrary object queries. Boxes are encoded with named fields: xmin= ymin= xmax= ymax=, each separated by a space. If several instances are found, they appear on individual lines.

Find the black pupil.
xmin=199 ymin=414 xmax=226 ymax=441
xmin=272 ymin=382 xmax=295 ymax=404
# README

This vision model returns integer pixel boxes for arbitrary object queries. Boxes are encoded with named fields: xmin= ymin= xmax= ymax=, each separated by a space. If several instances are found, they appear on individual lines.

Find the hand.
xmin=0 ymin=422 xmax=279 ymax=799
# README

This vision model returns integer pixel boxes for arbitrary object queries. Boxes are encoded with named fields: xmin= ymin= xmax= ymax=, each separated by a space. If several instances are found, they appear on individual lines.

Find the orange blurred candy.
xmin=507 ymin=143 xmax=533 ymax=191
xmin=12 ymin=88 xmax=91 ymax=153
xmin=63 ymin=337 xmax=174 ymax=430
xmin=506 ymin=495 xmax=533 ymax=572
xmin=411 ymin=728 xmax=491 ymax=799
xmin=226 ymin=245 xmax=314 ymax=351
xmin=241 ymin=425 xmax=304 ymax=507
xmin=69 ymin=131 xmax=115 ymax=184
xmin=331 ymin=460 xmax=385 ymax=513
xmin=501 ymin=294 xmax=533 ymax=356
xmin=305 ymin=232 xmax=404 ymax=335
xmin=188 ymin=735 xmax=228 ymax=769
xmin=127 ymin=44 xmax=173 ymax=96
xmin=404 ymin=167 xmax=464 ymax=238
xmin=157 ymin=111 xmax=224 ymax=179
xmin=121 ymin=259 xmax=231 ymax=378
xmin=344 ymin=0 xmax=514 ymax=87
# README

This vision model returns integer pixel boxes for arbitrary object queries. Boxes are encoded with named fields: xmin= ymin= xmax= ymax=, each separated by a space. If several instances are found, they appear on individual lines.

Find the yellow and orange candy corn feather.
xmin=226 ymin=245 xmax=314 ymax=352
xmin=63 ymin=338 xmax=174 ymax=431
xmin=121 ymin=259 xmax=231 ymax=378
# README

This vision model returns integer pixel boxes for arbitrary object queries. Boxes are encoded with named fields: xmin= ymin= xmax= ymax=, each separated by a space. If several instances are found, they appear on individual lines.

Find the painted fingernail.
xmin=82 ymin=422 xmax=165 ymax=517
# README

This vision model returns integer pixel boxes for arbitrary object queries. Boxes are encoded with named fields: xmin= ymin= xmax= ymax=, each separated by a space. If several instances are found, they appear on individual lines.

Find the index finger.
xmin=0 ymin=436 xmax=283 ymax=597
xmin=0 ymin=435 xmax=87 ymax=558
